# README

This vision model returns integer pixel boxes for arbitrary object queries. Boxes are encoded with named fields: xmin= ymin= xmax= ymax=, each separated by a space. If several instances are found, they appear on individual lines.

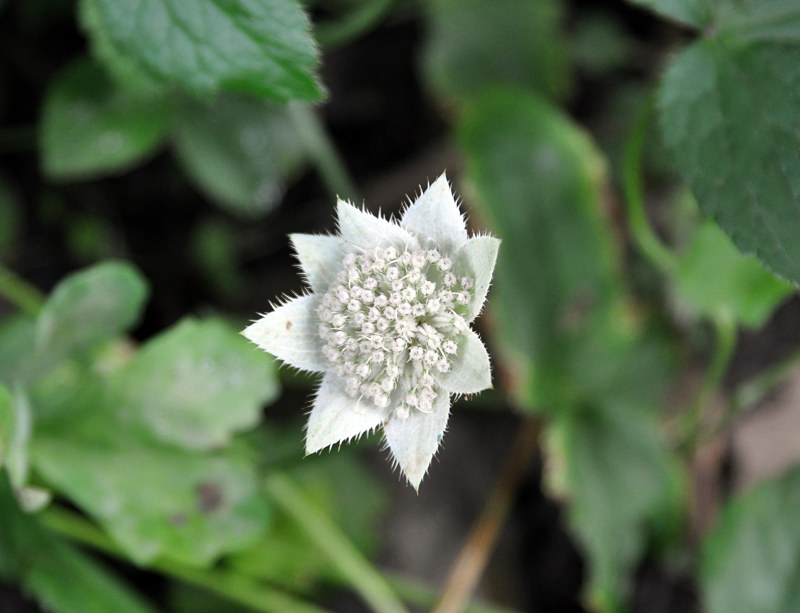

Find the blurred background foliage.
xmin=2 ymin=0 xmax=800 ymax=612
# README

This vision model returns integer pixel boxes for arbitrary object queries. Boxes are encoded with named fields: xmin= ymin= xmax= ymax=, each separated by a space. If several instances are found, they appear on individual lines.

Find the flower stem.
xmin=0 ymin=264 xmax=45 ymax=316
xmin=623 ymin=94 xmax=679 ymax=276
xmin=264 ymin=472 xmax=408 ymax=613
xmin=39 ymin=506 xmax=332 ymax=613
xmin=288 ymin=103 xmax=359 ymax=202
xmin=432 ymin=418 xmax=541 ymax=613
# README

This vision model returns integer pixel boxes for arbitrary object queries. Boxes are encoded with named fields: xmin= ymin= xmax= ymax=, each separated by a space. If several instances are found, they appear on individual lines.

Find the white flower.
xmin=243 ymin=174 xmax=500 ymax=489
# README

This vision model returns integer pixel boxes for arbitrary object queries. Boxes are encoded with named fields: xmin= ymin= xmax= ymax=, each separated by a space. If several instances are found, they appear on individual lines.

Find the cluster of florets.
xmin=317 ymin=245 xmax=475 ymax=418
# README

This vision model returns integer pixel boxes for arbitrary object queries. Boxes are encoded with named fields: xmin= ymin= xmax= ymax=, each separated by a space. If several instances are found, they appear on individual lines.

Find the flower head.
xmin=243 ymin=174 xmax=499 ymax=488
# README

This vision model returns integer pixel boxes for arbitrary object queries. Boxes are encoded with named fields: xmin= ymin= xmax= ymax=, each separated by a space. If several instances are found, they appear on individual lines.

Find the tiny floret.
xmin=242 ymin=173 xmax=500 ymax=489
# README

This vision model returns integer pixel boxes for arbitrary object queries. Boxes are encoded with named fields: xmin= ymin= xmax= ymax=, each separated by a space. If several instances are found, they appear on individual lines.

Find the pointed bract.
xmin=290 ymin=233 xmax=350 ymax=293
xmin=454 ymin=236 xmax=501 ymax=322
xmin=336 ymin=199 xmax=415 ymax=250
xmin=401 ymin=174 xmax=469 ymax=252
xmin=242 ymin=294 xmax=326 ymax=372
xmin=384 ymin=389 xmax=450 ymax=490
xmin=441 ymin=328 xmax=492 ymax=395
xmin=306 ymin=374 xmax=390 ymax=454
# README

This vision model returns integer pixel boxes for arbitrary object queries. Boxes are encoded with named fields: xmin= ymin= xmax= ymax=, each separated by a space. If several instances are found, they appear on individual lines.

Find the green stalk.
xmin=264 ymin=472 xmax=408 ymax=613
xmin=316 ymin=0 xmax=398 ymax=49
xmin=680 ymin=311 xmax=737 ymax=451
xmin=288 ymin=103 xmax=359 ymax=202
xmin=0 ymin=264 xmax=45 ymax=316
xmin=39 ymin=506 xmax=331 ymax=613
xmin=623 ymin=95 xmax=679 ymax=276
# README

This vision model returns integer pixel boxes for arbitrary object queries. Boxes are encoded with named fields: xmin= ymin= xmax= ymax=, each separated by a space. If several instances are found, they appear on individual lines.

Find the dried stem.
xmin=433 ymin=418 xmax=541 ymax=613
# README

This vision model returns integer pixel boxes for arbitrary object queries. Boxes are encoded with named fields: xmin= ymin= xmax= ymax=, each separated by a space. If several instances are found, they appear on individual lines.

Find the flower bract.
xmin=243 ymin=174 xmax=499 ymax=488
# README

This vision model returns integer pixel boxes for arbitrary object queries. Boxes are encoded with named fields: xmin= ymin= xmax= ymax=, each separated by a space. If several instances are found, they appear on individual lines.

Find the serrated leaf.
xmin=674 ymin=220 xmax=793 ymax=327
xmin=0 ymin=388 xmax=33 ymax=489
xmin=172 ymin=95 xmax=305 ymax=217
xmin=0 ymin=314 xmax=41 ymax=385
xmin=40 ymin=58 xmax=170 ymax=179
xmin=109 ymin=318 xmax=280 ymax=450
xmin=0 ymin=477 xmax=157 ymax=613
xmin=421 ymin=0 xmax=571 ymax=104
xmin=32 ymin=424 xmax=270 ymax=566
xmin=701 ymin=465 xmax=800 ymax=613
xmin=83 ymin=0 xmax=323 ymax=102
xmin=659 ymin=37 xmax=800 ymax=285
xmin=36 ymin=261 xmax=149 ymax=360
xmin=458 ymin=88 xmax=621 ymax=410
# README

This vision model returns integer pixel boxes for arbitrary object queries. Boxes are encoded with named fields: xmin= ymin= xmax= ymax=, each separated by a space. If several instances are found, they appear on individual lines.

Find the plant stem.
xmin=316 ymin=0 xmax=398 ymax=49
xmin=433 ymin=419 xmax=541 ymax=613
xmin=386 ymin=573 xmax=518 ymax=613
xmin=39 ymin=506 xmax=331 ymax=613
xmin=623 ymin=94 xmax=679 ymax=276
xmin=288 ymin=103 xmax=359 ymax=202
xmin=0 ymin=264 xmax=45 ymax=316
xmin=680 ymin=312 xmax=737 ymax=451
xmin=264 ymin=472 xmax=408 ymax=613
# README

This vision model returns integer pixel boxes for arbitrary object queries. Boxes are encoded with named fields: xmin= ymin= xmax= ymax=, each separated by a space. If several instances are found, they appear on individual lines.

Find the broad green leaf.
xmin=78 ymin=0 xmax=163 ymax=95
xmin=659 ymin=37 xmax=800 ymax=284
xmin=701 ymin=465 xmax=800 ymax=613
xmin=36 ymin=261 xmax=149 ymax=360
xmin=0 ymin=314 xmax=45 ymax=385
xmin=83 ymin=0 xmax=323 ymax=102
xmin=40 ymin=58 xmax=170 ymax=179
xmin=110 ymin=318 xmax=280 ymax=450
xmin=172 ymin=95 xmax=305 ymax=217
xmin=674 ymin=219 xmax=793 ymax=327
xmin=421 ymin=0 xmax=571 ymax=104
xmin=458 ymin=88 xmax=620 ymax=410
xmin=0 ymin=384 xmax=10 ymax=467
xmin=547 ymin=401 xmax=677 ymax=611
xmin=33 ymin=424 xmax=270 ymax=566
xmin=0 ymin=477 xmax=157 ymax=613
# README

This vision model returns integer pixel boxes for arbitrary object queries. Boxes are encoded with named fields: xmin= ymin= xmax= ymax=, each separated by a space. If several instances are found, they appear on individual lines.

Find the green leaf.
xmin=0 ymin=387 xmax=32 ymax=489
xmin=36 ymin=261 xmax=149 ymax=360
xmin=0 ymin=314 xmax=44 ymax=385
xmin=547 ymin=401 xmax=678 ymax=611
xmin=40 ymin=58 xmax=170 ymax=179
xmin=458 ymin=87 xmax=621 ymax=410
xmin=83 ymin=0 xmax=323 ymax=102
xmin=701 ymin=465 xmax=800 ymax=613
xmin=32 ymin=424 xmax=270 ymax=566
xmin=172 ymin=95 xmax=305 ymax=217
xmin=78 ymin=0 xmax=164 ymax=95
xmin=421 ymin=0 xmax=571 ymax=104
xmin=674 ymin=219 xmax=793 ymax=327
xmin=658 ymin=36 xmax=800 ymax=285
xmin=109 ymin=318 xmax=280 ymax=450
xmin=0 ymin=477 xmax=157 ymax=613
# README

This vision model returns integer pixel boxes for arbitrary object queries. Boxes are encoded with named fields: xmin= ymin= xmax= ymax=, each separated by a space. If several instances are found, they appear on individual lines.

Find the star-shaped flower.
xmin=243 ymin=174 xmax=499 ymax=488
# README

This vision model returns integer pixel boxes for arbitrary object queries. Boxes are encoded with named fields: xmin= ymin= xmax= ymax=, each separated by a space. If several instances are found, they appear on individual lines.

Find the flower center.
xmin=317 ymin=245 xmax=475 ymax=417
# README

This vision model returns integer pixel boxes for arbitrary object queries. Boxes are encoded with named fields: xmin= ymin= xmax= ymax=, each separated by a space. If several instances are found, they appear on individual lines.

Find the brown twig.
xmin=432 ymin=417 xmax=541 ymax=613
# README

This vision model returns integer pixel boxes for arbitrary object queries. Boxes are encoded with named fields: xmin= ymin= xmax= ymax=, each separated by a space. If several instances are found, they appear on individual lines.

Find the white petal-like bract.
xmin=306 ymin=374 xmax=390 ymax=453
xmin=384 ymin=388 xmax=450 ymax=490
xmin=244 ymin=175 xmax=499 ymax=488
xmin=401 ymin=174 xmax=469 ymax=252
xmin=242 ymin=294 xmax=326 ymax=372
